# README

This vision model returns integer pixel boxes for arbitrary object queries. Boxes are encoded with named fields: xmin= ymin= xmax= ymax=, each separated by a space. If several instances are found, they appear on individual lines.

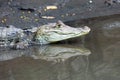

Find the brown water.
xmin=0 ymin=15 xmax=120 ymax=80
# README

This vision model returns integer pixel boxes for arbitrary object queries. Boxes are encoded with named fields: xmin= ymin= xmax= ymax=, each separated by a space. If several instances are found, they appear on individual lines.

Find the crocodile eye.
xmin=56 ymin=24 xmax=61 ymax=28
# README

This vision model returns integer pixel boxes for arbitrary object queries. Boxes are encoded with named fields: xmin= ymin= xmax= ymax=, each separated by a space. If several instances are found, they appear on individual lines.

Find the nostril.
xmin=84 ymin=26 xmax=91 ymax=32
xmin=83 ymin=26 xmax=89 ymax=29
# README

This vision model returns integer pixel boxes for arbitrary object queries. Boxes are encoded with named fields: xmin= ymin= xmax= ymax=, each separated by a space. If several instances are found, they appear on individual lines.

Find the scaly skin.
xmin=34 ymin=20 xmax=91 ymax=44
xmin=0 ymin=20 xmax=90 ymax=49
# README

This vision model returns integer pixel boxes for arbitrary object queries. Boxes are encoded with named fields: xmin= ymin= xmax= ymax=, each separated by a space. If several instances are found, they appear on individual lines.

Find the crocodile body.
xmin=0 ymin=20 xmax=90 ymax=49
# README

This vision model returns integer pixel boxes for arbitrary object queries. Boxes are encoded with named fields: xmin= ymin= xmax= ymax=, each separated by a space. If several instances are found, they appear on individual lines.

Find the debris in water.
xmin=72 ymin=13 xmax=76 ymax=16
xmin=61 ymin=15 xmax=64 ymax=17
xmin=1 ymin=19 xmax=7 ymax=23
xmin=41 ymin=16 xmax=55 ymax=19
xmin=89 ymin=0 xmax=93 ymax=3
xmin=34 ymin=19 xmax=39 ymax=22
xmin=18 ymin=7 xmax=35 ymax=12
xmin=46 ymin=5 xmax=58 ymax=10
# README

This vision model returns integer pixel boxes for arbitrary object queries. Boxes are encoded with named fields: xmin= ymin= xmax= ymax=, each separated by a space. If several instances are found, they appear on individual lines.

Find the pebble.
xmin=46 ymin=5 xmax=58 ymax=10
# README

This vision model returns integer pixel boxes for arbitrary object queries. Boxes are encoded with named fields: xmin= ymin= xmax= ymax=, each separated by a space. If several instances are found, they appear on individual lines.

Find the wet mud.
xmin=0 ymin=0 xmax=120 ymax=28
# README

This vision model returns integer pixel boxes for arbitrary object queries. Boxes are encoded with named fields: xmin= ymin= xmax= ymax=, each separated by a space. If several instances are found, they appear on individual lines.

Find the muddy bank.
xmin=0 ymin=0 xmax=120 ymax=28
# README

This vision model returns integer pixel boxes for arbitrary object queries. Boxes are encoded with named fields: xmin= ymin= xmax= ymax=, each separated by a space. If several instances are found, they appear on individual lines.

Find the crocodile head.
xmin=34 ymin=20 xmax=90 ymax=44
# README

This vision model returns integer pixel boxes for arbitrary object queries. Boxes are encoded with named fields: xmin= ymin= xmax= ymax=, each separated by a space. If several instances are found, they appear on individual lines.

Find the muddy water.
xmin=0 ymin=15 xmax=120 ymax=80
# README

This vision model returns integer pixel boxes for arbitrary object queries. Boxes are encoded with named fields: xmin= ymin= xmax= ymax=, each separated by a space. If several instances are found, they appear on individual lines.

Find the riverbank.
xmin=0 ymin=0 xmax=120 ymax=28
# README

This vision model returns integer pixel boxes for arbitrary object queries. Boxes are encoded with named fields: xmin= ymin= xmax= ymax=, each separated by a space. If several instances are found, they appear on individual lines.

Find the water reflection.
xmin=0 ymin=45 xmax=91 ymax=62
xmin=30 ymin=45 xmax=90 ymax=62
xmin=0 ymin=45 xmax=91 ymax=80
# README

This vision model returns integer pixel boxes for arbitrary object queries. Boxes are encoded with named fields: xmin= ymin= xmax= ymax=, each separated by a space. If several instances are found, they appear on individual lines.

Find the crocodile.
xmin=0 ymin=20 xmax=90 ymax=49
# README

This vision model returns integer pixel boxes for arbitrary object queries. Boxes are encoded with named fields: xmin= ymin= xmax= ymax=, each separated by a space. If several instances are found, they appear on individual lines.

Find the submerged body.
xmin=0 ymin=20 xmax=90 ymax=48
